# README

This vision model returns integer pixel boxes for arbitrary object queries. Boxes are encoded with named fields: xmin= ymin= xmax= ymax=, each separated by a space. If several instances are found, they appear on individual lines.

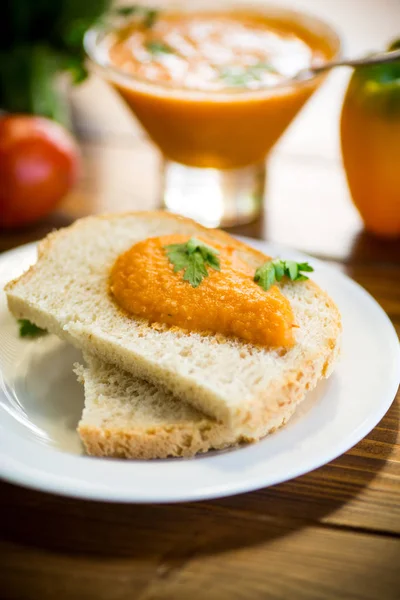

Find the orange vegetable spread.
xmin=110 ymin=235 xmax=296 ymax=348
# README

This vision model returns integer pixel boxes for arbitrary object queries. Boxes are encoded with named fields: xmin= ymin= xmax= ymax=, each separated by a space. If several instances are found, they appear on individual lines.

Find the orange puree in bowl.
xmin=109 ymin=13 xmax=316 ymax=91
xmin=110 ymin=235 xmax=295 ymax=348
xmin=100 ymin=9 xmax=338 ymax=169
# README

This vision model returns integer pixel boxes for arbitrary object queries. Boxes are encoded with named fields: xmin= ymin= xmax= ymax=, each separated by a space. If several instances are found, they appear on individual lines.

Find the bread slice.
xmin=5 ymin=211 xmax=341 ymax=436
xmin=75 ymin=355 xmax=298 ymax=459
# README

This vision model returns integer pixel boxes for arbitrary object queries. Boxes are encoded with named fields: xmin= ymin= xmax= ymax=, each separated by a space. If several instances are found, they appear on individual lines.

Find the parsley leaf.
xmin=183 ymin=251 xmax=208 ymax=287
xmin=164 ymin=238 xmax=220 ymax=288
xmin=285 ymin=260 xmax=299 ymax=281
xmin=145 ymin=40 xmax=174 ymax=55
xmin=273 ymin=260 xmax=285 ymax=281
xmin=115 ymin=5 xmax=159 ymax=28
xmin=297 ymin=262 xmax=314 ymax=272
xmin=18 ymin=319 xmax=47 ymax=338
xmin=254 ymin=260 xmax=314 ymax=291
xmin=143 ymin=9 xmax=158 ymax=28
xmin=220 ymin=62 xmax=276 ymax=87
xmin=115 ymin=5 xmax=140 ymax=17
xmin=254 ymin=261 xmax=275 ymax=291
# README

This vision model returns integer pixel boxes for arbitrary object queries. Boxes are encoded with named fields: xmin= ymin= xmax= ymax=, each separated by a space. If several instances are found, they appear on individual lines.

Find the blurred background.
xmin=1 ymin=0 xmax=400 ymax=259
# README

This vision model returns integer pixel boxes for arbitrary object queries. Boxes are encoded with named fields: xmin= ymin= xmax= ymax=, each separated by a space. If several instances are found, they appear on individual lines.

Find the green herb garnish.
xmin=115 ymin=5 xmax=138 ymax=17
xmin=164 ymin=238 xmax=220 ymax=288
xmin=220 ymin=62 xmax=276 ymax=87
xmin=145 ymin=40 xmax=174 ymax=55
xmin=18 ymin=319 xmax=47 ymax=338
xmin=143 ymin=9 xmax=158 ymax=28
xmin=115 ymin=5 xmax=159 ymax=28
xmin=254 ymin=260 xmax=314 ymax=291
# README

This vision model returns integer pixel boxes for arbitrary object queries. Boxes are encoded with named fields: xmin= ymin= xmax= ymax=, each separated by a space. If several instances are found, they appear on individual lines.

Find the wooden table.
xmin=1 ymin=1 xmax=400 ymax=597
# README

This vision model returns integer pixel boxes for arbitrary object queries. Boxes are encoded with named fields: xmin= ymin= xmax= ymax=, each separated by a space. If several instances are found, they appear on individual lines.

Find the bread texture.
xmin=75 ymin=355 xmax=297 ymax=459
xmin=5 ymin=211 xmax=341 ymax=436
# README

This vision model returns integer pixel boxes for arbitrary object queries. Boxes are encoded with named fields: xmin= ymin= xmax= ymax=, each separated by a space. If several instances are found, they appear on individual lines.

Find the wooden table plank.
xmin=1 ymin=541 xmax=157 ymax=600
xmin=138 ymin=526 xmax=400 ymax=600
xmin=2 ymin=511 xmax=399 ymax=600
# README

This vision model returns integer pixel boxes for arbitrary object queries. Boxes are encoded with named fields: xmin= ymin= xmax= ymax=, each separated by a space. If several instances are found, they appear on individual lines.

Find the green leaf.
xmin=0 ymin=44 xmax=64 ymax=119
xmin=0 ymin=1 xmax=111 ymax=117
xmin=62 ymin=18 xmax=90 ymax=49
xmin=0 ymin=46 xmax=37 ymax=114
xmin=186 ymin=237 xmax=201 ymax=255
xmin=29 ymin=44 xmax=72 ymax=124
xmin=18 ymin=319 xmax=47 ymax=338
xmin=285 ymin=260 xmax=299 ymax=281
xmin=205 ymin=252 xmax=221 ymax=271
xmin=164 ymin=237 xmax=220 ymax=287
xmin=219 ymin=66 xmax=250 ymax=87
xmin=113 ymin=5 xmax=159 ymax=27
xmin=168 ymin=249 xmax=190 ymax=273
xmin=272 ymin=260 xmax=285 ymax=281
xmin=186 ymin=238 xmax=220 ymax=269
xmin=220 ymin=62 xmax=276 ymax=87
xmin=250 ymin=62 xmax=275 ymax=75
xmin=143 ymin=9 xmax=159 ymax=29
xmin=297 ymin=262 xmax=314 ymax=273
xmin=115 ymin=5 xmax=140 ymax=17
xmin=164 ymin=242 xmax=184 ymax=253
xmin=254 ymin=259 xmax=314 ymax=291
xmin=145 ymin=40 xmax=174 ymax=55
xmin=62 ymin=54 xmax=88 ymax=83
xmin=183 ymin=252 xmax=208 ymax=288
xmin=254 ymin=262 xmax=276 ymax=291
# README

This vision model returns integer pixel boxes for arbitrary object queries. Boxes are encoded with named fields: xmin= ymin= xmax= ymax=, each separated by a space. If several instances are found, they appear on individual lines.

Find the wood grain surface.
xmin=1 ymin=1 xmax=400 ymax=598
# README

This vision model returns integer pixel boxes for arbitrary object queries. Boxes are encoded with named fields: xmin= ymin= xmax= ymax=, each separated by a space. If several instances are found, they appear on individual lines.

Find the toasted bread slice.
xmin=75 ymin=355 xmax=297 ymax=459
xmin=5 ymin=211 xmax=341 ymax=435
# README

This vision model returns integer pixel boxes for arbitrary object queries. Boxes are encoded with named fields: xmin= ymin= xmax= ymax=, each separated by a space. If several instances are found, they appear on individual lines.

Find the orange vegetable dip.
xmin=103 ymin=9 xmax=337 ymax=169
xmin=109 ymin=235 xmax=296 ymax=348
xmin=109 ymin=12 xmax=317 ymax=91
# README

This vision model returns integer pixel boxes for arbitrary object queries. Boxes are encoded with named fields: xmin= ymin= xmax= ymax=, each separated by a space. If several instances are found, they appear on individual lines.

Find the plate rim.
xmin=0 ymin=239 xmax=399 ymax=503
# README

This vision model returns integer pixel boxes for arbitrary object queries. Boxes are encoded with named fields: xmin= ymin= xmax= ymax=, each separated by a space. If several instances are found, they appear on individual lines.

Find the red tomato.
xmin=0 ymin=115 xmax=80 ymax=228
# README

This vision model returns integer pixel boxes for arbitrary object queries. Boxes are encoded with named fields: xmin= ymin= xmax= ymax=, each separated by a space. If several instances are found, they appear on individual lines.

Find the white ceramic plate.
xmin=0 ymin=239 xmax=398 ymax=503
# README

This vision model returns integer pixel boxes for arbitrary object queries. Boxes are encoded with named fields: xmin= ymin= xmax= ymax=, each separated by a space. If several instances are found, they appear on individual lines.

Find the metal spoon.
xmin=295 ymin=47 xmax=400 ymax=81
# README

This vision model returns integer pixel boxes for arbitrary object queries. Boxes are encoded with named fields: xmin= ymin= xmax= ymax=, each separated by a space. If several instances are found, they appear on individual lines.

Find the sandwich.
xmin=5 ymin=212 xmax=341 ymax=458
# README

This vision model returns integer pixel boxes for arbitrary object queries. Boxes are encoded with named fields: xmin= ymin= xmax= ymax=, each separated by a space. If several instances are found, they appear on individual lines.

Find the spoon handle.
xmin=311 ymin=48 xmax=400 ymax=76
